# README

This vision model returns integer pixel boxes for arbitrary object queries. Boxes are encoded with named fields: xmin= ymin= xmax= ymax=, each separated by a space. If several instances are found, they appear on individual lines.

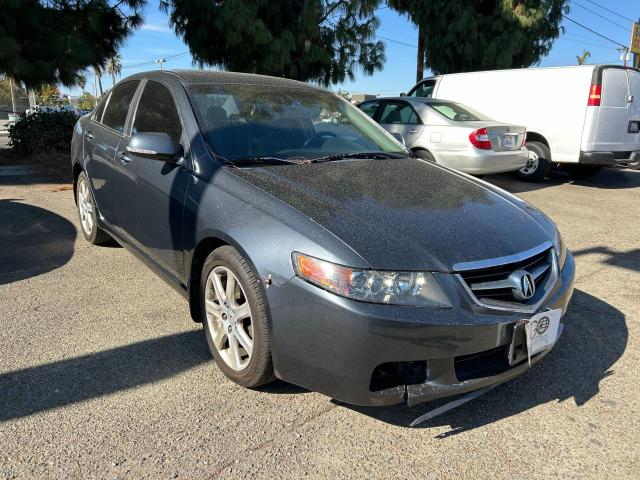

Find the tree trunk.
xmin=111 ymin=72 xmax=116 ymax=87
xmin=94 ymin=68 xmax=103 ymax=97
xmin=416 ymin=23 xmax=425 ymax=83
xmin=9 ymin=77 xmax=17 ymax=113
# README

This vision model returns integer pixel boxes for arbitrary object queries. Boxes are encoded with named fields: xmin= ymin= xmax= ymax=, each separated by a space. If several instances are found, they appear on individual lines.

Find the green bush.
xmin=8 ymin=111 xmax=79 ymax=156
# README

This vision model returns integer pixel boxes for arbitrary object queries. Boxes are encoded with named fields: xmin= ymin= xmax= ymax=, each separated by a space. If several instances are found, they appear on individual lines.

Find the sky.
xmin=68 ymin=0 xmax=640 ymax=98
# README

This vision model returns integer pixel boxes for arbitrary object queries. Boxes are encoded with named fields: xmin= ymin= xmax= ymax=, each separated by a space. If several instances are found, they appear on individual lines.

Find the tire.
xmin=200 ymin=245 xmax=275 ymax=388
xmin=563 ymin=164 xmax=603 ymax=179
xmin=76 ymin=172 xmax=111 ymax=245
xmin=517 ymin=141 xmax=551 ymax=182
xmin=412 ymin=148 xmax=435 ymax=162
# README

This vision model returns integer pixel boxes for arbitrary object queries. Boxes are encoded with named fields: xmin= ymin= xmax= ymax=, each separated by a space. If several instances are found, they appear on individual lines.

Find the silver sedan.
xmin=358 ymin=97 xmax=529 ymax=175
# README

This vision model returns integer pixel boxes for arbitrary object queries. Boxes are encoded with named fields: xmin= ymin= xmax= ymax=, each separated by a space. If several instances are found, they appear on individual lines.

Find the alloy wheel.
xmin=204 ymin=266 xmax=254 ymax=371
xmin=519 ymin=150 xmax=539 ymax=176
xmin=77 ymin=178 xmax=94 ymax=236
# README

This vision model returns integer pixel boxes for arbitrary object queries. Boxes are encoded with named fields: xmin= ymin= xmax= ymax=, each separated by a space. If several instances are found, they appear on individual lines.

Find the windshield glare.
xmin=188 ymin=84 xmax=405 ymax=162
xmin=428 ymin=101 xmax=488 ymax=122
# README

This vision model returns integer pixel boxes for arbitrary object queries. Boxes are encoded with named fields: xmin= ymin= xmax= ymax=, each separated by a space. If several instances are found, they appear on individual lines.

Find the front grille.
xmin=456 ymin=246 xmax=555 ymax=310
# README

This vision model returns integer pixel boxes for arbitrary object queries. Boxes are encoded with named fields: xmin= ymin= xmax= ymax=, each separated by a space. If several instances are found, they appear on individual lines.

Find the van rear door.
xmin=624 ymin=69 xmax=640 ymax=151
xmin=592 ymin=67 xmax=629 ymax=151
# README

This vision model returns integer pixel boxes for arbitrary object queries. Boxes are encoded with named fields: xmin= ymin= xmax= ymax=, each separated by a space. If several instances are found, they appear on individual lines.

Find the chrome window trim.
xmin=455 ymin=242 xmax=559 ymax=314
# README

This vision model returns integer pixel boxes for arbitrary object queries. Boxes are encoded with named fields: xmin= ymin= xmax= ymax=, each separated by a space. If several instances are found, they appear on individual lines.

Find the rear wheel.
xmin=563 ymin=164 xmax=603 ymax=179
xmin=412 ymin=148 xmax=435 ymax=162
xmin=201 ymin=246 xmax=275 ymax=388
xmin=517 ymin=141 xmax=551 ymax=182
xmin=76 ymin=172 xmax=111 ymax=245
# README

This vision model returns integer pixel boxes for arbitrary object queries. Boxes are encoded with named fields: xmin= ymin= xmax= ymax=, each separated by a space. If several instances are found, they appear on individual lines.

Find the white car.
xmin=358 ymin=97 xmax=528 ymax=175
xmin=405 ymin=65 xmax=640 ymax=180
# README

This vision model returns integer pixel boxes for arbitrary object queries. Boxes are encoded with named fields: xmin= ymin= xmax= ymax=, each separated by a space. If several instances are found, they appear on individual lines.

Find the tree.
xmin=0 ymin=1 xmax=146 ymax=89
xmin=106 ymin=54 xmax=123 ymax=87
xmin=576 ymin=49 xmax=591 ymax=65
xmin=37 ymin=84 xmax=61 ymax=105
xmin=160 ymin=0 xmax=386 ymax=86
xmin=388 ymin=0 xmax=569 ymax=75
xmin=77 ymin=91 xmax=97 ymax=110
xmin=94 ymin=66 xmax=104 ymax=97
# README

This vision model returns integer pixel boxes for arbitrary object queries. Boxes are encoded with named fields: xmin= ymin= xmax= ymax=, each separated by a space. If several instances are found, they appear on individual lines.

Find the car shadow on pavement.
xmin=0 ymin=330 xmax=210 ymax=422
xmin=341 ymin=289 xmax=627 ymax=434
xmin=572 ymin=246 xmax=640 ymax=274
xmin=486 ymin=168 xmax=640 ymax=194
xmin=0 ymin=199 xmax=76 ymax=285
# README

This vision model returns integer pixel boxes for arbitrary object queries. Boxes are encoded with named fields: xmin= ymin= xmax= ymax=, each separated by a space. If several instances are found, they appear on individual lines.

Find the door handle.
xmin=408 ymin=129 xmax=419 ymax=134
xmin=84 ymin=131 xmax=94 ymax=140
xmin=118 ymin=151 xmax=131 ymax=164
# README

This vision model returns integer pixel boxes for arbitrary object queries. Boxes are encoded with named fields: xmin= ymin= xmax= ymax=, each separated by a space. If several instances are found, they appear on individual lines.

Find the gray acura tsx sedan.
xmin=71 ymin=70 xmax=575 ymax=407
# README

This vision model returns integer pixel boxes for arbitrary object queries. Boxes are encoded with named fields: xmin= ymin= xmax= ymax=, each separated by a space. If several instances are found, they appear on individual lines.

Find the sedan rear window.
xmin=428 ymin=101 xmax=487 ymax=122
xmin=187 ymin=84 xmax=404 ymax=162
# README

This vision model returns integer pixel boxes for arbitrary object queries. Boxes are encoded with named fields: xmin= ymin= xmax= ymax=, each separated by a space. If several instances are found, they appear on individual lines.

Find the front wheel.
xmin=201 ymin=246 xmax=275 ymax=388
xmin=517 ymin=141 xmax=551 ymax=182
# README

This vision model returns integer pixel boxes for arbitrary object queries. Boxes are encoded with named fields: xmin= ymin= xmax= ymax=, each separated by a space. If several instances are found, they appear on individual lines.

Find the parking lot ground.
xmin=1 ymin=165 xmax=639 ymax=479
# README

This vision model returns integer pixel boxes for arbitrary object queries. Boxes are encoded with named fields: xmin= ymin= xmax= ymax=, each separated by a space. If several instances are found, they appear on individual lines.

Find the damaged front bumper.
xmin=266 ymin=252 xmax=575 ymax=407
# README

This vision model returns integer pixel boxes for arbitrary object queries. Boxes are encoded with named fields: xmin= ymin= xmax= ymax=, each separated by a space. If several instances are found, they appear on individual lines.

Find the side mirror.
xmin=127 ymin=132 xmax=182 ymax=162
xmin=391 ymin=132 xmax=406 ymax=146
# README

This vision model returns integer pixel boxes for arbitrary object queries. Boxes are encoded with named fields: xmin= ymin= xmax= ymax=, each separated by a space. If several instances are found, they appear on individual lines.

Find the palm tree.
xmin=93 ymin=66 xmax=104 ymax=97
xmin=106 ymin=54 xmax=123 ymax=88
xmin=576 ymin=50 xmax=591 ymax=65
xmin=77 ymin=74 xmax=87 ymax=92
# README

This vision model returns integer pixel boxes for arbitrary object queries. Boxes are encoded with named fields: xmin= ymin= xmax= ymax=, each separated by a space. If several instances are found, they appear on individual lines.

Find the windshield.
xmin=427 ymin=101 xmax=488 ymax=122
xmin=188 ymin=84 xmax=405 ymax=162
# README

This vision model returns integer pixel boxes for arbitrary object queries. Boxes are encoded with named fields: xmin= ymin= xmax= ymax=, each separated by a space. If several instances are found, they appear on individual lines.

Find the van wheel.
xmin=412 ymin=149 xmax=435 ymax=162
xmin=517 ymin=142 xmax=551 ymax=182
xmin=564 ymin=164 xmax=603 ymax=179
xmin=201 ymin=246 xmax=275 ymax=388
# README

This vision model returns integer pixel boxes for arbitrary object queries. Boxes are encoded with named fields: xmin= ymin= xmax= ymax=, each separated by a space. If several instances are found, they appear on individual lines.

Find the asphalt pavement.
xmin=0 ymin=163 xmax=638 ymax=479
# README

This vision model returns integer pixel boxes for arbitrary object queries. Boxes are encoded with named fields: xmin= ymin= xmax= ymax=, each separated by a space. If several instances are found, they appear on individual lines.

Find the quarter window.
xmin=101 ymin=81 xmax=139 ymax=133
xmin=379 ymin=102 xmax=420 ymax=125
xmin=132 ymin=81 xmax=182 ymax=144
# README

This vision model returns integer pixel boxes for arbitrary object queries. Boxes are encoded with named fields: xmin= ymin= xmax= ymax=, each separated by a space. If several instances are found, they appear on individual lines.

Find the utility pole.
xmin=155 ymin=58 xmax=166 ymax=70
xmin=9 ymin=77 xmax=17 ymax=114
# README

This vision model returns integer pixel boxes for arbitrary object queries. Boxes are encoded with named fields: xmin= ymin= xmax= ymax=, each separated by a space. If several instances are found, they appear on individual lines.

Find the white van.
xmin=405 ymin=65 xmax=640 ymax=181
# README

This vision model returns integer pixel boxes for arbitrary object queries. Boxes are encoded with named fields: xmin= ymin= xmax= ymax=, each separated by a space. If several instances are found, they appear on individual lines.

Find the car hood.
xmin=230 ymin=158 xmax=555 ymax=271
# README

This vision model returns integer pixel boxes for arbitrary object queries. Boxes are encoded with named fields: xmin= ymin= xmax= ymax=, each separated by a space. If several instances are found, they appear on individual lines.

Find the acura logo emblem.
xmin=508 ymin=270 xmax=536 ymax=300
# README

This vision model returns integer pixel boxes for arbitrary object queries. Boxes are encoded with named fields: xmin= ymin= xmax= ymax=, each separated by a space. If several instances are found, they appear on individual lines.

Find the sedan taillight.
xmin=469 ymin=128 xmax=492 ymax=150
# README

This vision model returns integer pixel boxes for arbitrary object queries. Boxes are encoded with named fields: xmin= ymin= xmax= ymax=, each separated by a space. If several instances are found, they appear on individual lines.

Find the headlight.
xmin=554 ymin=230 xmax=567 ymax=269
xmin=292 ymin=253 xmax=450 ymax=306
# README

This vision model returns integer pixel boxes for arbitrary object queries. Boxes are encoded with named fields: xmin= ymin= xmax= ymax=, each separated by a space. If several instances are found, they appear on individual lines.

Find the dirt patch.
xmin=0 ymin=146 xmax=71 ymax=183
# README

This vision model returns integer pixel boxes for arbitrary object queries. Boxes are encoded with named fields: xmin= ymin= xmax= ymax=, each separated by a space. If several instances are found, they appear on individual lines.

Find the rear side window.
xmin=601 ymin=69 xmax=628 ymax=107
xmin=359 ymin=101 xmax=380 ymax=118
xmin=93 ymin=95 xmax=108 ymax=122
xmin=132 ymin=81 xmax=182 ymax=144
xmin=101 ymin=81 xmax=139 ymax=133
xmin=428 ymin=101 xmax=487 ymax=121
xmin=379 ymin=102 xmax=420 ymax=124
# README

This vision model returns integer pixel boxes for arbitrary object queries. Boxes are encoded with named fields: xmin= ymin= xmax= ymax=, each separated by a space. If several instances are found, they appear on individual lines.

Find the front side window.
xmin=410 ymin=80 xmax=436 ymax=98
xmin=359 ymin=101 xmax=380 ymax=118
xmin=132 ymin=81 xmax=182 ymax=144
xmin=101 ymin=81 xmax=139 ymax=133
xmin=187 ymin=84 xmax=404 ymax=162
xmin=379 ymin=102 xmax=420 ymax=125
xmin=428 ymin=101 xmax=488 ymax=122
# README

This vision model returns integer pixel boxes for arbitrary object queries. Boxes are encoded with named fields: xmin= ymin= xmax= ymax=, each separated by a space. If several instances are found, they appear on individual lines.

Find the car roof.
xmin=123 ymin=69 xmax=321 ymax=90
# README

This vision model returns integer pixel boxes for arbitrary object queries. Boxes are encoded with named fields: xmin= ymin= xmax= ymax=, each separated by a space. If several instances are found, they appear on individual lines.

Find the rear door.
xmin=378 ymin=101 xmax=425 ymax=147
xmin=624 ymin=69 xmax=640 ymax=150
xmin=83 ymin=81 xmax=140 ymax=226
xmin=593 ymin=68 xmax=630 ymax=151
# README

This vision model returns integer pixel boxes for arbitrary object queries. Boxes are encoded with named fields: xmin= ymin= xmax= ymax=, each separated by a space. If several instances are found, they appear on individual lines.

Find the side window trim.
xmin=128 ymin=78 xmax=186 ymax=144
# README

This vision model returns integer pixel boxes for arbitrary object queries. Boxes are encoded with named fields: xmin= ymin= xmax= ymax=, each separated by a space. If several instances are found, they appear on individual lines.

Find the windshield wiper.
xmin=309 ymin=151 xmax=407 ymax=163
xmin=227 ymin=156 xmax=311 ymax=166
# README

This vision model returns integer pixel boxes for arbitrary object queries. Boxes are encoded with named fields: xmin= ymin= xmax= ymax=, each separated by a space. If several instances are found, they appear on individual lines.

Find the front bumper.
xmin=267 ymin=252 xmax=575 ymax=407
xmin=434 ymin=148 xmax=528 ymax=175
